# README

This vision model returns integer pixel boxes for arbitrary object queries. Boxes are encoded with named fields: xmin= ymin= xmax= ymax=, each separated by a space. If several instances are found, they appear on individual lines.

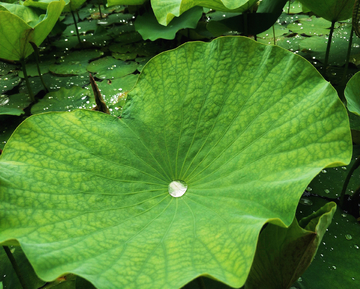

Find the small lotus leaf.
xmin=50 ymin=50 xmax=103 ymax=76
xmin=30 ymin=86 xmax=94 ymax=114
xmin=63 ymin=0 xmax=87 ymax=12
xmin=18 ymin=73 xmax=90 ymax=95
xmin=150 ymin=0 xmax=258 ymax=25
xmin=62 ymin=21 xmax=98 ymax=37
xmin=294 ymin=197 xmax=360 ymax=288
xmin=345 ymin=71 xmax=360 ymax=116
xmin=287 ymin=16 xmax=338 ymax=36
xmin=135 ymin=7 xmax=203 ymax=41
xmin=245 ymin=202 xmax=336 ymax=289
xmin=0 ymin=93 xmax=32 ymax=116
xmin=0 ymin=245 xmax=46 ymax=289
xmin=18 ymin=58 xmax=54 ymax=78
xmin=0 ymin=62 xmax=17 ymax=76
xmin=0 ymin=74 xmax=21 ymax=94
xmin=0 ymin=0 xmax=65 ymax=61
xmin=283 ymin=0 xmax=304 ymax=14
xmin=0 ymin=37 xmax=352 ymax=289
xmin=107 ymin=0 xmax=146 ymax=6
xmin=86 ymin=56 xmax=138 ymax=79
xmin=299 ymin=0 xmax=355 ymax=21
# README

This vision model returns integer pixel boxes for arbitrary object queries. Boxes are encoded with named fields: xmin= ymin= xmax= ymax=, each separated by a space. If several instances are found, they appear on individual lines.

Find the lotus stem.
xmin=3 ymin=246 xmax=30 ymax=289
xmin=71 ymin=10 xmax=82 ymax=46
xmin=288 ymin=0 xmax=291 ymax=14
xmin=29 ymin=42 xmax=49 ymax=93
xmin=341 ymin=25 xmax=354 ymax=86
xmin=324 ymin=20 xmax=336 ymax=78
xmin=20 ymin=58 xmax=34 ymax=102
xmin=99 ymin=4 xmax=102 ymax=19
xmin=339 ymin=156 xmax=360 ymax=208
xmin=273 ymin=25 xmax=276 ymax=45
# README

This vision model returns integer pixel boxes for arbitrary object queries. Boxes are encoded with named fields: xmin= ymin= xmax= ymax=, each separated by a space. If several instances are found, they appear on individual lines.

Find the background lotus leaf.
xmin=294 ymin=197 xmax=360 ymax=288
xmin=135 ymin=6 xmax=203 ymax=41
xmin=30 ymin=86 xmax=94 ymax=114
xmin=153 ymin=0 xmax=258 ymax=25
xmin=0 ymin=0 xmax=65 ymax=61
xmin=245 ymin=202 xmax=337 ymax=289
xmin=86 ymin=56 xmax=138 ymax=79
xmin=345 ymin=71 xmax=360 ymax=116
xmin=0 ymin=245 xmax=46 ymax=289
xmin=299 ymin=0 xmax=355 ymax=21
xmin=0 ymin=37 xmax=352 ymax=289
xmin=0 ymin=93 xmax=32 ymax=116
xmin=63 ymin=0 xmax=87 ymax=12
xmin=23 ymin=0 xmax=70 ymax=10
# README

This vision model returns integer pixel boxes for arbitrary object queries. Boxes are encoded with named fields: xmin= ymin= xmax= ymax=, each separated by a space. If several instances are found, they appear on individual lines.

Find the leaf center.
xmin=168 ymin=180 xmax=187 ymax=197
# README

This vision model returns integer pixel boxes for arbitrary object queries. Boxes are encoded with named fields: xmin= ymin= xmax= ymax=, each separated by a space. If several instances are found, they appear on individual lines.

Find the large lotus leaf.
xmin=135 ymin=6 xmax=203 ymax=41
xmin=345 ymin=71 xmax=360 ymax=116
xmin=150 ymin=0 xmax=258 ymax=26
xmin=245 ymin=202 xmax=336 ymax=289
xmin=0 ymin=0 xmax=65 ymax=61
xmin=299 ymin=0 xmax=355 ymax=21
xmin=0 ymin=37 xmax=352 ymax=289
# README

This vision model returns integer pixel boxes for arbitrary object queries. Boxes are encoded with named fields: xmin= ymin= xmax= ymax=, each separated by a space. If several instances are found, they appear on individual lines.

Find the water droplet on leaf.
xmin=168 ymin=180 xmax=187 ymax=197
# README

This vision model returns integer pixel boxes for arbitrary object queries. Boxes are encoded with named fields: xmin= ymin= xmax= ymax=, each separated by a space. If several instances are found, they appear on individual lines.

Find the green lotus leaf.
xmin=0 ymin=74 xmax=21 ymax=94
xmin=299 ymin=0 xmax=355 ymax=21
xmin=85 ymin=74 xmax=139 ymax=117
xmin=135 ymin=6 xmax=203 ymax=41
xmin=345 ymin=71 xmax=360 ymax=116
xmin=284 ymin=0 xmax=304 ymax=14
xmin=0 ymin=62 xmax=17 ymax=76
xmin=62 ymin=20 xmax=98 ymax=38
xmin=151 ymin=0 xmax=258 ymax=26
xmin=0 ymin=2 xmax=42 ymax=26
xmin=63 ymin=0 xmax=87 ymax=12
xmin=86 ymin=74 xmax=138 ymax=101
xmin=30 ymin=86 xmax=94 ymax=114
xmin=18 ymin=58 xmax=54 ymax=78
xmin=245 ymin=202 xmax=336 ymax=289
xmin=50 ymin=50 xmax=103 ymax=76
xmin=287 ymin=16 xmax=338 ymax=36
xmin=0 ymin=93 xmax=32 ymax=116
xmin=18 ymin=73 xmax=90 ymax=95
xmin=86 ymin=56 xmax=138 ymax=79
xmin=0 ymin=0 xmax=65 ymax=61
xmin=0 ymin=37 xmax=352 ymax=289
xmin=107 ymin=0 xmax=147 ymax=7
xmin=23 ymin=0 xmax=70 ymax=10
xmin=294 ymin=197 xmax=360 ymax=288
